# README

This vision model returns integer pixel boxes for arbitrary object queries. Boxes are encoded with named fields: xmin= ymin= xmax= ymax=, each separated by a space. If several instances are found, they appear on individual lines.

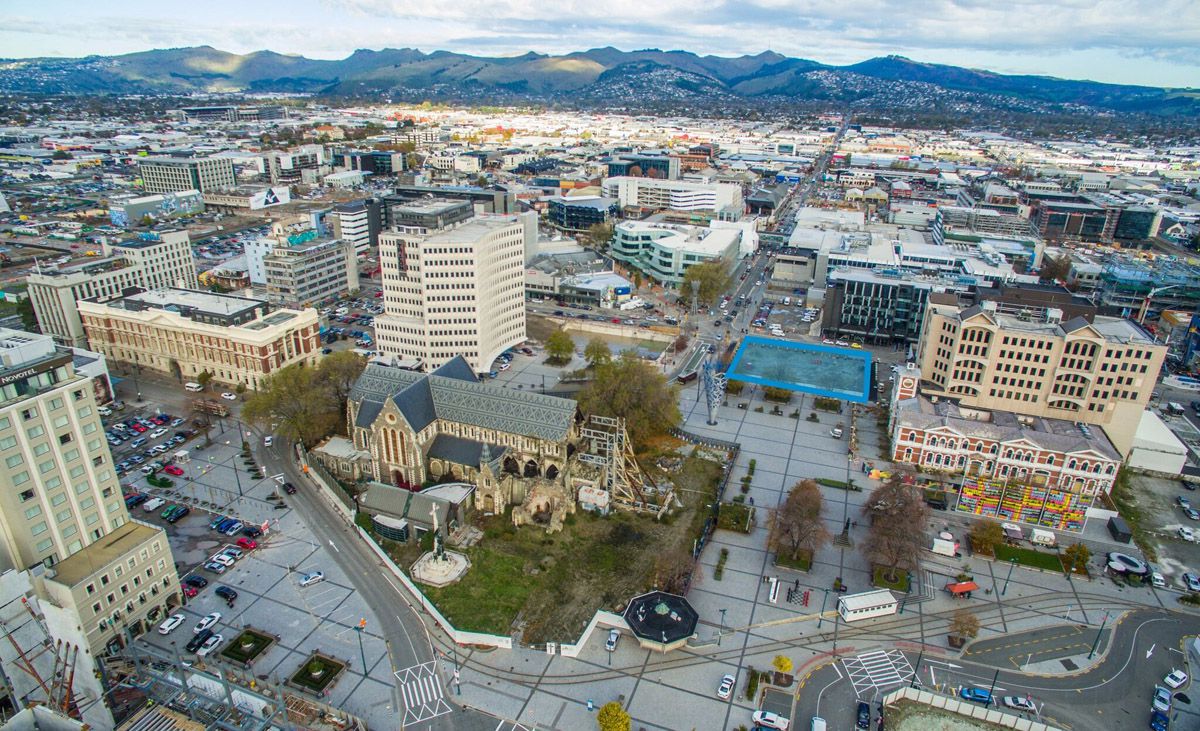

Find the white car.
xmin=717 ymin=673 xmax=736 ymax=700
xmin=1164 ymin=669 xmax=1189 ymax=689
xmin=196 ymin=633 xmax=223 ymax=657
xmin=836 ymin=340 xmax=850 ymax=347
xmin=1001 ymin=696 xmax=1036 ymax=712
xmin=1180 ymin=526 xmax=1196 ymax=542
xmin=605 ymin=629 xmax=619 ymax=651
xmin=98 ymin=406 xmax=112 ymax=417
xmin=299 ymin=571 xmax=325 ymax=587
xmin=220 ymin=392 xmax=237 ymax=401
xmin=142 ymin=497 xmax=166 ymax=512
xmin=149 ymin=428 xmax=167 ymax=439
xmin=157 ymin=613 xmax=186 ymax=635
xmin=193 ymin=612 xmax=221 ymax=633
xmin=751 ymin=710 xmax=790 ymax=730
xmin=209 ymin=553 xmax=235 ymax=568
xmin=263 ymin=435 xmax=273 ymax=447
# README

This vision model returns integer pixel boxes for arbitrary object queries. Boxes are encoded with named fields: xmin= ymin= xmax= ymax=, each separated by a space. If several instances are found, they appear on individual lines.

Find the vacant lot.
xmin=887 ymin=700 xmax=1009 ymax=730
xmin=416 ymin=453 xmax=722 ymax=644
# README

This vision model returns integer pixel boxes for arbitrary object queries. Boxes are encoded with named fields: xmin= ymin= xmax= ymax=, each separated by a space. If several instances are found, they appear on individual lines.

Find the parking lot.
xmin=119 ymin=396 xmax=402 ymax=729
xmin=1127 ymin=472 xmax=1200 ymax=589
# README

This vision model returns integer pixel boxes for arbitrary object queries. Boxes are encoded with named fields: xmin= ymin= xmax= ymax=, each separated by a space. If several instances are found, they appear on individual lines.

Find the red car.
xmin=131 ymin=424 xmax=147 ymax=433
xmin=183 ymin=585 xmax=198 ymax=598
xmin=163 ymin=465 xmax=184 ymax=476
xmin=236 ymin=538 xmax=257 ymax=550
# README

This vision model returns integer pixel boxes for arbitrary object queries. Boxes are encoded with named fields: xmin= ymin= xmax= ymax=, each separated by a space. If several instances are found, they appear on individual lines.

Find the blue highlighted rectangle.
xmin=726 ymin=336 xmax=872 ymax=403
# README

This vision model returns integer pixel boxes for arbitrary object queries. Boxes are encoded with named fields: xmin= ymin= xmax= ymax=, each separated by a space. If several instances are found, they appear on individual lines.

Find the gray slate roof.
xmin=350 ymin=358 xmax=577 ymax=441
xmin=427 ymin=434 xmax=507 ymax=469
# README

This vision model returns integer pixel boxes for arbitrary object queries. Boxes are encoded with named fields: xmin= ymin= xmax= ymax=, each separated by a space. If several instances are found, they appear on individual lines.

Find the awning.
xmin=945 ymin=581 xmax=979 ymax=595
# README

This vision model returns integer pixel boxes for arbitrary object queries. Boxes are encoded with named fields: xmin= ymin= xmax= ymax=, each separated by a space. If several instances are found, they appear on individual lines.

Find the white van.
xmin=810 ymin=718 xmax=827 ymax=731
xmin=184 ymin=382 xmax=203 ymax=392
xmin=783 ymin=296 xmax=791 ymax=306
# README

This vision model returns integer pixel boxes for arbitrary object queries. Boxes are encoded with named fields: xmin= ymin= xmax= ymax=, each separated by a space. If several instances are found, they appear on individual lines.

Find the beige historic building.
xmin=346 ymin=359 xmax=662 ymax=531
xmin=79 ymin=288 xmax=320 ymax=390
xmin=375 ymin=214 xmax=531 ymax=373
xmin=916 ymin=299 xmax=1166 ymax=454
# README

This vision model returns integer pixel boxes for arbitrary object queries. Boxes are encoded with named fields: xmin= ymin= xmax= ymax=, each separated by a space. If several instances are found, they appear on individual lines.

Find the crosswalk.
xmin=841 ymin=649 xmax=915 ymax=697
xmin=395 ymin=661 xmax=452 ymax=725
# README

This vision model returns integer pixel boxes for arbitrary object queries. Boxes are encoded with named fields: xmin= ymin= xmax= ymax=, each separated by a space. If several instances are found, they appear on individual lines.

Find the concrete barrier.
xmin=882 ymin=687 xmax=1063 ymax=730
xmin=556 ymin=611 xmax=628 ymax=658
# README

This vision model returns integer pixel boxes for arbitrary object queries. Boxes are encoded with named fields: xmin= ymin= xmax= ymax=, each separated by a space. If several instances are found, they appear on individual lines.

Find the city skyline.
xmin=2 ymin=0 xmax=1199 ymax=89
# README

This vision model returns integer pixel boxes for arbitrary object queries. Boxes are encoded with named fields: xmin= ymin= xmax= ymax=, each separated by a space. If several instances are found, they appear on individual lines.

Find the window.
xmin=24 ymin=506 xmax=41 ymax=519
xmin=59 ymin=433 xmax=72 ymax=445
xmin=30 ymin=522 xmax=47 ymax=536
xmin=27 ymin=425 xmax=44 ymax=439
xmin=52 ymin=416 xmax=68 ymax=429
xmin=12 ymin=471 xmax=29 ymax=486
xmin=48 ymin=397 xmax=63 ymax=411
xmin=0 ymin=436 xmax=14 ymax=450
xmin=21 ymin=408 xmax=37 ymax=420
xmin=33 ymin=443 xmax=49 ymax=456
xmin=5 ymin=455 xmax=23 ymax=468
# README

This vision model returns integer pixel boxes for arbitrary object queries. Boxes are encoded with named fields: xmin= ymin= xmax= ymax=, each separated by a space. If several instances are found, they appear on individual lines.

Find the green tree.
xmin=969 ymin=520 xmax=1004 ymax=556
xmin=316 ymin=350 xmax=367 ymax=418
xmin=1063 ymin=542 xmax=1091 ymax=573
xmin=16 ymin=298 xmax=39 ymax=333
xmin=196 ymin=370 xmax=214 ymax=392
xmin=862 ymin=477 xmax=930 ymax=582
xmin=545 ymin=329 xmax=574 ymax=365
xmin=1039 ymin=254 xmax=1072 ymax=282
xmin=680 ymin=260 xmax=732 ymax=306
xmin=475 ymin=175 xmax=488 ymax=188
xmin=584 ymin=222 xmax=614 ymax=250
xmin=596 ymin=701 xmax=630 ymax=731
xmin=51 ymin=150 xmax=72 ymax=160
xmin=242 ymin=365 xmax=340 ymax=447
xmin=577 ymin=351 xmax=681 ymax=450
xmin=768 ymin=480 xmax=830 ymax=562
xmin=583 ymin=338 xmax=611 ymax=368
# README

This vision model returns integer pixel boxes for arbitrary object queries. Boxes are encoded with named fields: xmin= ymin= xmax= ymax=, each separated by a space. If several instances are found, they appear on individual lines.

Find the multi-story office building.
xmin=606 ymin=152 xmax=680 ymax=180
xmin=601 ymin=176 xmax=743 ymax=219
xmin=332 ymin=149 xmax=407 ymax=176
xmin=609 ymin=220 xmax=744 ymax=289
xmin=375 ymin=214 xmax=530 ymax=373
xmin=823 ymin=269 xmax=966 ymax=344
xmin=0 ymin=328 xmax=131 ymax=570
xmin=265 ymin=145 xmax=326 ymax=185
xmin=915 ymin=299 xmax=1166 ymax=454
xmin=176 ymin=105 xmax=287 ymax=122
xmin=201 ymin=184 xmax=291 ymax=213
xmin=27 ymin=231 xmax=197 ymax=348
xmin=387 ymin=198 xmax=473 ymax=232
xmin=383 ymin=185 xmax=516 ymax=216
xmin=331 ymin=199 xmax=383 ymax=253
xmin=262 ymin=235 xmax=359 ymax=307
xmin=78 ymin=288 xmax=320 ymax=390
xmin=138 ymin=157 xmax=236 ymax=194
xmin=546 ymin=196 xmax=620 ymax=233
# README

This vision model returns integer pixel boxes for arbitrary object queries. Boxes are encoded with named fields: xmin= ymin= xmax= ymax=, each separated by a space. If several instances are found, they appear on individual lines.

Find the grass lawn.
xmin=775 ymin=550 xmax=812 ymax=572
xmin=872 ymin=566 xmax=912 ymax=592
xmin=716 ymin=502 xmax=754 ymax=533
xmin=405 ymin=452 xmax=722 ymax=644
xmin=995 ymin=543 xmax=1064 ymax=573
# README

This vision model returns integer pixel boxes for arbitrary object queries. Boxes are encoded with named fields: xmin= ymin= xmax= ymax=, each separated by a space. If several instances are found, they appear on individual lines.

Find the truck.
xmin=1001 ymin=522 xmax=1023 ymax=542
xmin=1030 ymin=528 xmax=1056 ymax=547
xmin=1107 ymin=516 xmax=1133 ymax=544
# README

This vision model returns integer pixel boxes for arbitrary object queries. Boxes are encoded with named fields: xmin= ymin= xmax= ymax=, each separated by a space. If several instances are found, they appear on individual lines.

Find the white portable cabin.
xmin=837 ymin=589 xmax=898 ymax=622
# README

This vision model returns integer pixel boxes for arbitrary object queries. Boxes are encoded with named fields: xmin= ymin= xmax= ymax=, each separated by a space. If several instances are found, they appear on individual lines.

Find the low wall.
xmin=355 ymin=525 xmax=514 ymax=650
xmin=882 ymin=687 xmax=1063 ymax=730
xmin=556 ymin=611 xmax=628 ymax=658
xmin=556 ymin=318 xmax=676 ymax=343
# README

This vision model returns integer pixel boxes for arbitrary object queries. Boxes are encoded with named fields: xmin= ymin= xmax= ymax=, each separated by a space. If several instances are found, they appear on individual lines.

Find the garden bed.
xmin=288 ymin=653 xmax=346 ymax=695
xmin=872 ymin=566 xmax=911 ymax=592
xmin=716 ymin=502 xmax=754 ymax=533
xmin=775 ymin=549 xmax=813 ymax=572
xmin=220 ymin=628 xmax=276 ymax=665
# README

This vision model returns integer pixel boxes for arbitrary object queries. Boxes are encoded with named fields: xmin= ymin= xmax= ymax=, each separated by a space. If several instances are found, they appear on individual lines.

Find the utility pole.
xmin=355 ymin=619 xmax=368 ymax=675
xmin=1088 ymin=612 xmax=1109 ymax=660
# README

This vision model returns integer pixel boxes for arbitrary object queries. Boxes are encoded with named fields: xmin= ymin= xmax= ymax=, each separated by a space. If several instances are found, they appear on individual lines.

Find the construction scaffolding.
xmin=577 ymin=415 xmax=673 ymax=515
xmin=113 ymin=643 xmax=365 ymax=731
xmin=0 ymin=596 xmax=83 ymax=722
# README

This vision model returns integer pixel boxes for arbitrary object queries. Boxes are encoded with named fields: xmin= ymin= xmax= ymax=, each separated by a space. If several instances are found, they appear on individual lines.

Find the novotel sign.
xmin=0 ymin=355 xmax=72 ymax=387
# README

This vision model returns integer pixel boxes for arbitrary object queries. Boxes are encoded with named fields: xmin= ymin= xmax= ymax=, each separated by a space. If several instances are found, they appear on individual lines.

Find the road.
xmin=794 ymin=609 xmax=1199 ymax=731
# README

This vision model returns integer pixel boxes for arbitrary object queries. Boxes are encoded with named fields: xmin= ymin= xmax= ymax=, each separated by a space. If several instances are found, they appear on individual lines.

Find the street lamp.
xmin=354 ymin=619 xmax=368 ymax=675
xmin=817 ymin=587 xmax=830 ymax=629
xmin=1088 ymin=613 xmax=1109 ymax=660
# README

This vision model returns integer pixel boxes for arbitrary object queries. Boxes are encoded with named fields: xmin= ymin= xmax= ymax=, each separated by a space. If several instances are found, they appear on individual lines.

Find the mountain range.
xmin=2 ymin=46 xmax=1197 ymax=117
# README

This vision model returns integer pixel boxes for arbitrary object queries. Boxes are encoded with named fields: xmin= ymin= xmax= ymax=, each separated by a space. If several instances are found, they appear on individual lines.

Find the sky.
xmin=2 ymin=0 xmax=1199 ymax=88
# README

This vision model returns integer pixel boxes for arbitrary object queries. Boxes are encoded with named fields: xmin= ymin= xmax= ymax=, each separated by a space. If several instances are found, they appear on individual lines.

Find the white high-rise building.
xmin=375 ymin=214 xmax=531 ymax=373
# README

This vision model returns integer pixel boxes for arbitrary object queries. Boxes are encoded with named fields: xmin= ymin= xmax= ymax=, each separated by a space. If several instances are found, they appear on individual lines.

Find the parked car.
xmin=236 ymin=538 xmax=258 ymax=550
xmin=751 ymin=710 xmax=790 ymax=730
xmin=1164 ymin=669 xmax=1189 ymax=689
xmin=1152 ymin=686 xmax=1172 ymax=713
xmin=263 ymin=436 xmax=273 ymax=447
xmin=1183 ymin=573 xmax=1200 ymax=592
xmin=716 ymin=673 xmax=735 ymax=700
xmin=283 ymin=482 xmax=297 ymax=495
xmin=215 ymin=586 xmax=238 ymax=601
xmin=1179 ymin=526 xmax=1196 ymax=542
xmin=1002 ymin=696 xmax=1036 ymax=712
xmin=183 ymin=575 xmax=208 ymax=589
xmin=220 ymin=392 xmax=237 ymax=401
xmin=299 ymin=571 xmax=325 ymax=587
xmin=1150 ymin=710 xmax=1170 ymax=731
xmin=959 ymin=687 xmax=993 ymax=705
xmin=193 ymin=612 xmax=221 ymax=633
xmin=204 ymin=561 xmax=228 ymax=574
xmin=242 ymin=525 xmax=264 ymax=538
xmin=142 ymin=497 xmax=166 ymax=512
xmin=166 ymin=506 xmax=190 ymax=523
xmin=186 ymin=629 xmax=213 ymax=653
xmin=158 ymin=613 xmax=186 ymax=635
xmin=196 ymin=633 xmax=223 ymax=657
xmin=605 ymin=629 xmax=619 ymax=652
xmin=856 ymin=701 xmax=870 ymax=729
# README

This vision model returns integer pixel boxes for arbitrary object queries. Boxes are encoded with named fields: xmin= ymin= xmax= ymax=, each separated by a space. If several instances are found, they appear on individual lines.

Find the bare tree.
xmin=768 ymin=480 xmax=830 ymax=562
xmin=862 ymin=477 xmax=930 ymax=582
